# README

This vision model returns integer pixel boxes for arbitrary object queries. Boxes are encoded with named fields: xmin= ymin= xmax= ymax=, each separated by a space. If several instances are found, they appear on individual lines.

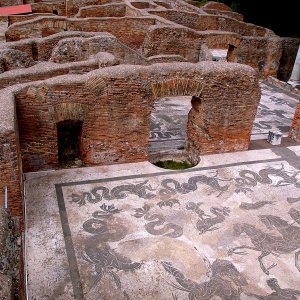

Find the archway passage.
xmin=57 ymin=120 xmax=83 ymax=167
xmin=149 ymin=96 xmax=199 ymax=168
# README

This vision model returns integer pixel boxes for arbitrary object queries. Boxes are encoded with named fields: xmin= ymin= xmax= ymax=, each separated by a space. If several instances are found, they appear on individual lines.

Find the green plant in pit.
xmin=154 ymin=160 xmax=195 ymax=170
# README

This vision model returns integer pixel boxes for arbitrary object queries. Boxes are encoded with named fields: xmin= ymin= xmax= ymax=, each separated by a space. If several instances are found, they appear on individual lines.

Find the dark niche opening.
xmin=57 ymin=120 xmax=83 ymax=167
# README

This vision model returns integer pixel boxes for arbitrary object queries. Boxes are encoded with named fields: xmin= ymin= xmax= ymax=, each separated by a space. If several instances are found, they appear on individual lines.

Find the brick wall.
xmin=149 ymin=10 xmax=242 ymax=34
xmin=142 ymin=26 xmax=204 ymax=62
xmin=66 ymin=0 xmax=123 ymax=17
xmin=148 ymin=10 xmax=271 ymax=37
xmin=67 ymin=17 xmax=156 ymax=49
xmin=49 ymin=34 xmax=148 ymax=64
xmin=0 ymin=0 xmax=22 ymax=7
xmin=15 ymin=62 xmax=259 ymax=170
xmin=162 ymin=0 xmax=202 ymax=13
xmin=202 ymin=9 xmax=243 ymax=21
xmin=6 ymin=16 xmax=156 ymax=49
xmin=0 ymin=131 xmax=22 ymax=216
xmin=0 ymin=88 xmax=23 ymax=217
xmin=142 ymin=25 xmax=240 ymax=61
xmin=278 ymin=37 xmax=300 ymax=81
xmin=15 ymin=80 xmax=99 ymax=172
xmin=84 ymin=62 xmax=260 ymax=158
xmin=235 ymin=36 xmax=282 ymax=79
xmin=5 ymin=17 xmax=67 ymax=41
xmin=289 ymin=101 xmax=300 ymax=142
xmin=8 ymin=14 xmax=55 ymax=26
xmin=0 ymin=61 xmax=98 ymax=89
xmin=76 ymin=3 xmax=127 ymax=18
xmin=202 ymin=1 xmax=232 ymax=11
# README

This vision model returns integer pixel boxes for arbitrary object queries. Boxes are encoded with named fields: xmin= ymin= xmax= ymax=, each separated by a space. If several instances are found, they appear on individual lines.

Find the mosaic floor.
xmin=25 ymin=146 xmax=300 ymax=299
xmin=252 ymin=82 xmax=298 ymax=140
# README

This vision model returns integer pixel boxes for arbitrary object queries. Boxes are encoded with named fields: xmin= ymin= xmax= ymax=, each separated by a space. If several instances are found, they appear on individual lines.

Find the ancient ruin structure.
xmin=0 ymin=0 xmax=299 ymax=298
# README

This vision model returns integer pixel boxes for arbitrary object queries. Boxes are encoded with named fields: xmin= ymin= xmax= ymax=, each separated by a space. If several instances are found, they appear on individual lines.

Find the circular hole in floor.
xmin=153 ymin=160 xmax=196 ymax=170
xmin=150 ymin=153 xmax=200 ymax=170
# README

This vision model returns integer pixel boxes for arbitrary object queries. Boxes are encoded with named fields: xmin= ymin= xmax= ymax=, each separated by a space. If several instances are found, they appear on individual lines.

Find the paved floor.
xmin=252 ymin=81 xmax=298 ymax=140
xmin=25 ymin=146 xmax=300 ymax=299
xmin=25 ymin=80 xmax=300 ymax=299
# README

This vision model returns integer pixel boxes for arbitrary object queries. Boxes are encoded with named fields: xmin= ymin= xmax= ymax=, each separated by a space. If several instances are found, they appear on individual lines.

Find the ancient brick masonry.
xmin=289 ymin=101 xmax=300 ymax=142
xmin=14 ymin=62 xmax=260 ymax=173
xmin=0 ymin=88 xmax=23 ymax=217
xmin=0 ymin=2 xmax=298 ymax=299
xmin=0 ymin=0 xmax=298 ymax=221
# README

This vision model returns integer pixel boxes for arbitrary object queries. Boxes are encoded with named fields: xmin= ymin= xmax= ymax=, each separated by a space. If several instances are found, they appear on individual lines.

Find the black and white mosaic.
xmin=51 ymin=157 xmax=300 ymax=299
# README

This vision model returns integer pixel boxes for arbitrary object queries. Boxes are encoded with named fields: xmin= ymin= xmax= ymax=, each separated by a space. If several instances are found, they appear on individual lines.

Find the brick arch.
xmin=84 ymin=63 xmax=260 ymax=160
xmin=151 ymin=78 xmax=204 ymax=99
xmin=53 ymin=103 xmax=89 ymax=123
xmin=227 ymin=36 xmax=240 ymax=48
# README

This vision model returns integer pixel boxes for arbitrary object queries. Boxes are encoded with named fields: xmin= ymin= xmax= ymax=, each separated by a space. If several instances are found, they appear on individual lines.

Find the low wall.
xmin=235 ymin=36 xmax=282 ymax=78
xmin=11 ymin=62 xmax=260 ymax=174
xmin=6 ymin=16 xmax=156 ymax=50
xmin=142 ymin=25 xmax=240 ymax=61
xmin=278 ymin=37 xmax=300 ymax=81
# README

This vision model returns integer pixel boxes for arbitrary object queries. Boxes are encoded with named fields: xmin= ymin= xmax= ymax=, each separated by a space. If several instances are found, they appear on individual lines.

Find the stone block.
xmin=267 ymin=131 xmax=282 ymax=145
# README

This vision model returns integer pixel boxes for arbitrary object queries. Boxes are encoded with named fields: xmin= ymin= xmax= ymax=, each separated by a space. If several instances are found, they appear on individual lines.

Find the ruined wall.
xmin=12 ymin=62 xmax=260 ymax=173
xmin=0 ymin=61 xmax=99 ymax=89
xmin=160 ymin=0 xmax=202 ymax=13
xmin=67 ymin=17 xmax=156 ymax=49
xmin=0 ymin=40 xmax=34 ymax=62
xmin=66 ymin=0 xmax=123 ymax=17
xmin=278 ymin=37 xmax=300 ymax=81
xmin=142 ymin=25 xmax=240 ymax=61
xmin=2 ymin=31 xmax=114 ymax=61
xmin=0 ymin=207 xmax=20 ymax=299
xmin=0 ymin=131 xmax=22 ymax=217
xmin=34 ymin=31 xmax=100 ymax=61
xmin=0 ymin=0 xmax=22 ymax=7
xmin=5 ymin=17 xmax=67 ymax=42
xmin=49 ymin=35 xmax=148 ymax=65
xmin=201 ymin=1 xmax=231 ymax=11
xmin=201 ymin=1 xmax=243 ymax=21
xmin=148 ymin=10 xmax=271 ymax=37
xmin=235 ymin=36 xmax=282 ymax=79
xmin=0 ymin=90 xmax=23 ymax=217
xmin=31 ymin=2 xmax=54 ymax=14
xmin=0 ymin=49 xmax=35 ymax=73
xmin=142 ymin=26 xmax=204 ymax=61
xmin=8 ymin=13 xmax=56 ymax=26
xmin=148 ymin=10 xmax=242 ymax=34
xmin=76 ymin=3 xmax=127 ymax=18
xmin=16 ymin=80 xmax=98 ymax=172
xmin=202 ymin=8 xmax=243 ymax=21
xmin=6 ymin=17 xmax=156 ymax=50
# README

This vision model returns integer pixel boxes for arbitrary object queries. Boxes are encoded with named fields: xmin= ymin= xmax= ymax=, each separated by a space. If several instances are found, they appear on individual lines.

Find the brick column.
xmin=288 ymin=45 xmax=300 ymax=87
xmin=289 ymin=100 xmax=300 ymax=142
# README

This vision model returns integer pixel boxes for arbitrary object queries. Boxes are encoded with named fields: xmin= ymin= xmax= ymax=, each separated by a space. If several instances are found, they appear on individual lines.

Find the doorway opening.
xmin=149 ymin=96 xmax=200 ymax=169
xmin=57 ymin=120 xmax=83 ymax=168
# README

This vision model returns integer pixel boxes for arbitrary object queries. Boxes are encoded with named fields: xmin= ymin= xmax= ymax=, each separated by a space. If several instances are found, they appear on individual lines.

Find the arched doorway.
xmin=57 ymin=120 xmax=83 ymax=167
xmin=149 ymin=95 xmax=201 ymax=169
